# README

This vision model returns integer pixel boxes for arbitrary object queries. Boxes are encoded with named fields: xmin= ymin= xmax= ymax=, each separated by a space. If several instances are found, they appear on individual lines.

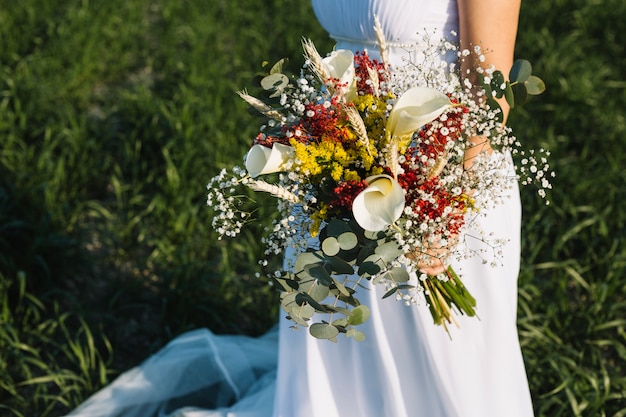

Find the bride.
xmin=68 ymin=1 xmax=534 ymax=416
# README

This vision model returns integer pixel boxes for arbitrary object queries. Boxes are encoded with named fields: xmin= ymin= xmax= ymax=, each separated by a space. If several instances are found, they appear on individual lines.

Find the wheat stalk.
xmin=387 ymin=139 xmax=400 ymax=179
xmin=247 ymin=179 xmax=300 ymax=203
xmin=373 ymin=15 xmax=389 ymax=69
xmin=367 ymin=65 xmax=380 ymax=97
xmin=427 ymin=153 xmax=451 ymax=179
xmin=302 ymin=38 xmax=331 ymax=85
xmin=342 ymin=105 xmax=372 ymax=156
xmin=237 ymin=90 xmax=283 ymax=121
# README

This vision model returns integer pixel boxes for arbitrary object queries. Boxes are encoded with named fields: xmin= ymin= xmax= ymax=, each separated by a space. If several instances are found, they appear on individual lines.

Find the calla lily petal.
xmin=323 ymin=49 xmax=357 ymax=101
xmin=387 ymin=87 xmax=452 ymax=139
xmin=245 ymin=143 xmax=294 ymax=178
xmin=352 ymin=175 xmax=405 ymax=231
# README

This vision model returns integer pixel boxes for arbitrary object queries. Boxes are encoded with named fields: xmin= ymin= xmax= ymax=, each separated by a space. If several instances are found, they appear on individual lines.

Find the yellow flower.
xmin=309 ymin=203 xmax=329 ymax=237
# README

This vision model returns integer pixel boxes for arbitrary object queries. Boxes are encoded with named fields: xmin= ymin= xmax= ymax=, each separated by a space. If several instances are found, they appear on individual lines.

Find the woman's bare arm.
xmin=458 ymin=0 xmax=521 ymax=165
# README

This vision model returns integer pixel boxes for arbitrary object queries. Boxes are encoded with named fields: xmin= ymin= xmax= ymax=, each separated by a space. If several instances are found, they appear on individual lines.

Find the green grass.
xmin=1 ymin=0 xmax=625 ymax=415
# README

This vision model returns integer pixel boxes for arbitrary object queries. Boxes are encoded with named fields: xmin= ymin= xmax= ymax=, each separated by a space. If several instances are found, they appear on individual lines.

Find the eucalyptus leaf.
xmin=332 ymin=318 xmax=349 ymax=327
xmin=296 ymin=292 xmax=327 ymax=312
xmin=374 ymin=241 xmax=403 ymax=263
xmin=310 ymin=323 xmax=339 ymax=339
xmin=525 ymin=75 xmax=546 ymax=95
xmin=382 ymin=286 xmax=398 ymax=299
xmin=486 ymin=97 xmax=504 ymax=123
xmin=381 ymin=267 xmax=411 ymax=283
xmin=303 ymin=263 xmax=332 ymax=286
xmin=326 ymin=256 xmax=355 ymax=275
xmin=504 ymin=81 xmax=515 ymax=109
xmin=347 ymin=329 xmax=366 ymax=342
xmin=363 ymin=230 xmax=384 ymax=241
xmin=509 ymin=59 xmax=532 ymax=84
xmin=286 ymin=314 xmax=308 ymax=327
xmin=338 ymin=232 xmax=358 ymax=250
xmin=294 ymin=251 xmax=325 ymax=274
xmin=322 ymin=237 xmax=340 ymax=256
xmin=305 ymin=281 xmax=330 ymax=302
xmin=511 ymin=83 xmax=528 ymax=106
xmin=490 ymin=71 xmax=506 ymax=98
xmin=332 ymin=277 xmax=351 ymax=297
xmin=281 ymin=293 xmax=315 ymax=320
xmin=260 ymin=73 xmax=289 ymax=92
xmin=356 ymin=245 xmax=376 ymax=264
xmin=270 ymin=58 xmax=289 ymax=74
xmin=326 ymin=219 xmax=352 ymax=237
xmin=347 ymin=305 xmax=370 ymax=325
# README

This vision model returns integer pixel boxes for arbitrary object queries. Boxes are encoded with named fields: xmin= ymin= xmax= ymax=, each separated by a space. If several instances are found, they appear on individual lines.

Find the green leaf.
xmin=260 ymin=73 xmax=289 ymax=96
xmin=296 ymin=293 xmax=327 ymax=312
xmin=511 ymin=82 xmax=528 ymax=106
xmin=382 ymin=287 xmax=398 ymax=299
xmin=337 ymin=232 xmax=358 ymax=251
xmin=303 ymin=263 xmax=332 ymax=286
xmin=525 ymin=75 xmax=546 ymax=95
xmin=490 ymin=70 xmax=506 ymax=98
xmin=326 ymin=256 xmax=355 ymax=275
xmin=349 ymin=330 xmax=366 ymax=342
xmin=270 ymin=58 xmax=289 ymax=74
xmin=486 ymin=97 xmax=504 ymax=123
xmin=381 ymin=267 xmax=410 ymax=283
xmin=299 ymin=280 xmax=330 ymax=302
xmin=294 ymin=251 xmax=325 ymax=274
xmin=332 ymin=277 xmax=351 ymax=297
xmin=509 ymin=59 xmax=532 ymax=83
xmin=322 ymin=237 xmax=340 ymax=256
xmin=310 ymin=323 xmax=340 ymax=339
xmin=363 ymin=230 xmax=384 ymax=241
xmin=504 ymin=81 xmax=515 ymax=109
xmin=347 ymin=305 xmax=370 ymax=325
xmin=374 ymin=241 xmax=403 ymax=263
xmin=326 ymin=219 xmax=352 ymax=237
xmin=358 ymin=260 xmax=381 ymax=276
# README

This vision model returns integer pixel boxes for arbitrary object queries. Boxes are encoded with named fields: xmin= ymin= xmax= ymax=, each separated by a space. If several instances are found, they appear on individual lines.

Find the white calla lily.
xmin=245 ymin=143 xmax=294 ymax=178
xmin=386 ymin=87 xmax=452 ymax=140
xmin=352 ymin=175 xmax=405 ymax=232
xmin=322 ymin=49 xmax=357 ymax=101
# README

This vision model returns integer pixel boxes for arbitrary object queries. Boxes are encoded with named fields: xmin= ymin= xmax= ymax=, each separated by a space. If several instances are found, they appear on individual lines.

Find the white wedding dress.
xmin=68 ymin=1 xmax=534 ymax=416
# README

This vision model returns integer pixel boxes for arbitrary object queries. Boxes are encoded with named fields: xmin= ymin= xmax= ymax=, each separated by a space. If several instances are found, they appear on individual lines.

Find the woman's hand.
xmin=464 ymin=135 xmax=492 ymax=170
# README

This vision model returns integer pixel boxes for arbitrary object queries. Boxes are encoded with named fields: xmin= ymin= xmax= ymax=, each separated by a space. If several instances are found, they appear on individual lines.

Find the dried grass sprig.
xmin=343 ymin=104 xmax=372 ymax=156
xmin=237 ymin=90 xmax=284 ymax=121
xmin=247 ymin=179 xmax=300 ymax=203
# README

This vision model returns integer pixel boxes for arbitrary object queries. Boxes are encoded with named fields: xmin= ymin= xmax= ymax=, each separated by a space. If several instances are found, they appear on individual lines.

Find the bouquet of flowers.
xmin=207 ymin=28 xmax=551 ymax=341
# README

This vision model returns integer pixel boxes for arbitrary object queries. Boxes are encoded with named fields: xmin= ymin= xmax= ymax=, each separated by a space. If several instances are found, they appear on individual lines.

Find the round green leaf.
xmin=322 ymin=237 xmax=340 ymax=256
xmin=382 ymin=267 xmax=411 ymax=283
xmin=260 ymin=73 xmax=289 ymax=91
xmin=338 ymin=232 xmax=358 ymax=250
xmin=326 ymin=219 xmax=352 ymax=237
xmin=326 ymin=257 xmax=355 ymax=275
xmin=509 ymin=59 xmax=532 ymax=83
xmin=311 ymin=284 xmax=330 ymax=302
xmin=303 ymin=263 xmax=332 ymax=286
xmin=347 ymin=305 xmax=370 ymax=325
xmin=374 ymin=241 xmax=403 ymax=263
xmin=294 ymin=251 xmax=325 ymax=274
xmin=310 ymin=323 xmax=340 ymax=339
xmin=363 ymin=230 xmax=384 ymax=241
xmin=525 ymin=75 xmax=546 ymax=95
